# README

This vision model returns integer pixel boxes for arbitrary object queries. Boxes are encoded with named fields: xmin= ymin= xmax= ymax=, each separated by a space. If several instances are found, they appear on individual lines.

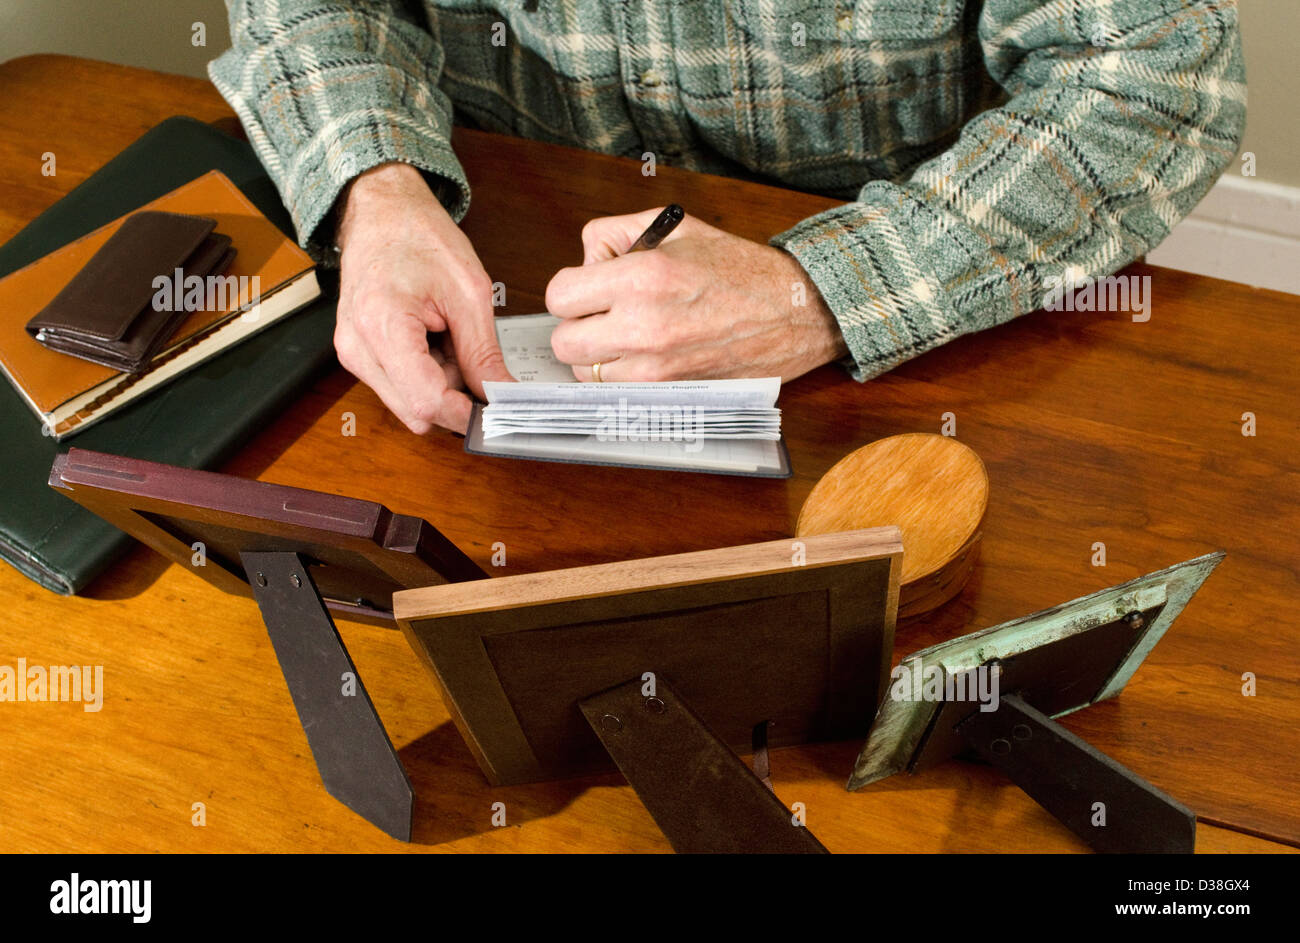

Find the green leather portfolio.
xmin=0 ymin=116 xmax=338 ymax=595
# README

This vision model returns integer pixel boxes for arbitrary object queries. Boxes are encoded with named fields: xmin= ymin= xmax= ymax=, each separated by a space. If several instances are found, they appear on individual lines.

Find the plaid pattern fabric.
xmin=210 ymin=0 xmax=1246 ymax=381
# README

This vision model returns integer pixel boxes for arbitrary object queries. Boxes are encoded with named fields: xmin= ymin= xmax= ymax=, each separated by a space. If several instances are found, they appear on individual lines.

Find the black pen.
xmin=627 ymin=204 xmax=685 ymax=252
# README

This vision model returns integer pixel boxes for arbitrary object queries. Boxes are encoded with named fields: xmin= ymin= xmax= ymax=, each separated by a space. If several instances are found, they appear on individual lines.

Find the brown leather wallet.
xmin=25 ymin=211 xmax=236 ymax=373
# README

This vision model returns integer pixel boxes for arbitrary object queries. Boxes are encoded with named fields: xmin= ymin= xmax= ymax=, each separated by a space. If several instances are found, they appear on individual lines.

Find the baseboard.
xmin=1145 ymin=175 xmax=1300 ymax=295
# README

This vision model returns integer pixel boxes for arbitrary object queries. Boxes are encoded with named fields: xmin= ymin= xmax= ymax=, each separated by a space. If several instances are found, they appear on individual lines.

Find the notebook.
xmin=0 ymin=170 xmax=319 ymax=438
xmin=465 ymin=313 xmax=792 ymax=477
xmin=0 ymin=115 xmax=338 ymax=597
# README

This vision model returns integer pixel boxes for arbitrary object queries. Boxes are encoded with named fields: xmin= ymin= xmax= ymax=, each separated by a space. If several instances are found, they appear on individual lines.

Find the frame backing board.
xmin=849 ymin=551 xmax=1224 ymax=790
xmin=394 ymin=528 xmax=903 ymax=786
xmin=49 ymin=448 xmax=485 ymax=625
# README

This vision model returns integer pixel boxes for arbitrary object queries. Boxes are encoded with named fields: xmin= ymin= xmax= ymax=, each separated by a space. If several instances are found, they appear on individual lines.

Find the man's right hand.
xmin=333 ymin=162 xmax=512 ymax=435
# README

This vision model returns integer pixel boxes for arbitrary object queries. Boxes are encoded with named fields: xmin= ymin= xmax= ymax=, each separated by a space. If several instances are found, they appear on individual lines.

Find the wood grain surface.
xmin=397 ymin=529 xmax=900 ymax=786
xmin=394 ymin=527 xmax=901 ymax=617
xmin=0 ymin=55 xmax=1296 ymax=853
xmin=797 ymin=433 xmax=988 ymax=616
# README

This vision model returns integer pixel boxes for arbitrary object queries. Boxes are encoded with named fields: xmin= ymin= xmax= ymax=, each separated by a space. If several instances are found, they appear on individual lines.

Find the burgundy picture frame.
xmin=49 ymin=448 xmax=486 ymax=626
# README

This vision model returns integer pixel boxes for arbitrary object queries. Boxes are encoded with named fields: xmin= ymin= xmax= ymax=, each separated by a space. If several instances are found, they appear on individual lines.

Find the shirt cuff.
xmin=279 ymin=112 xmax=471 ymax=263
xmin=770 ymin=192 xmax=952 ymax=382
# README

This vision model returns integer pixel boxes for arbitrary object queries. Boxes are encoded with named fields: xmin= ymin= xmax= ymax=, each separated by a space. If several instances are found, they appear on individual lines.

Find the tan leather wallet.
xmin=25 ymin=211 xmax=235 ymax=373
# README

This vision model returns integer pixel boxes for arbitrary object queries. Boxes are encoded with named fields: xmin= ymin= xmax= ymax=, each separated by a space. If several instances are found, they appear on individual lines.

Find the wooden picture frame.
xmin=394 ymin=528 xmax=903 ymax=786
xmin=848 ymin=552 xmax=1224 ymax=791
xmin=49 ymin=448 xmax=486 ymax=626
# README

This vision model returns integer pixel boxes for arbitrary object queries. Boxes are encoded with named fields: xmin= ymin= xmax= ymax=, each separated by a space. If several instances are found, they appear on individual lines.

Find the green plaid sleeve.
xmin=771 ymin=0 xmax=1247 ymax=381
xmin=209 ymin=0 xmax=470 ymax=256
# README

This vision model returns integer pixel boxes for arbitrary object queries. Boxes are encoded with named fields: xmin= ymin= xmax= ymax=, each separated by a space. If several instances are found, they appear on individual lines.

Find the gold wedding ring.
xmin=592 ymin=361 xmax=603 ymax=382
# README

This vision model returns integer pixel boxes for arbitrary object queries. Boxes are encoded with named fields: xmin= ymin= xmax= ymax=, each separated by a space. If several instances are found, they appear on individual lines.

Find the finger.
xmin=570 ymin=342 xmax=738 ymax=383
xmin=549 ymin=311 xmax=627 ymax=365
xmin=339 ymin=328 xmax=454 ymax=434
xmin=546 ymin=251 xmax=664 ymax=319
xmin=433 ymin=335 xmax=465 ymax=391
xmin=570 ymin=354 xmax=662 ymax=383
xmin=443 ymin=283 xmax=514 ymax=400
xmin=580 ymin=207 xmax=669 ymax=264
xmin=362 ymin=314 xmax=476 ymax=434
xmin=375 ymin=347 xmax=473 ymax=435
xmin=435 ymin=386 xmax=474 ymax=435
xmin=335 ymin=330 xmax=406 ymax=421
xmin=368 ymin=311 xmax=472 ymax=428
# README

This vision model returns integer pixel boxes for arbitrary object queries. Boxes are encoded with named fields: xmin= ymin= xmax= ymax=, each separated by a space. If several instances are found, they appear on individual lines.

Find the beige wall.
xmin=1236 ymin=0 xmax=1300 ymax=188
xmin=1 ymin=0 xmax=1296 ymax=187
xmin=0 ymin=0 xmax=227 ymax=80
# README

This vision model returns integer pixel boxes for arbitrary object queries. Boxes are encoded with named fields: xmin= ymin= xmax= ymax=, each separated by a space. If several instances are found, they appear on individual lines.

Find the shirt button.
xmin=639 ymin=69 xmax=663 ymax=87
xmin=836 ymin=12 xmax=853 ymax=31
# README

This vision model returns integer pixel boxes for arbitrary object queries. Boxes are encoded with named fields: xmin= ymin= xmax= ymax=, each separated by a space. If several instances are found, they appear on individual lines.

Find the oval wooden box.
xmin=796 ymin=434 xmax=988 ymax=619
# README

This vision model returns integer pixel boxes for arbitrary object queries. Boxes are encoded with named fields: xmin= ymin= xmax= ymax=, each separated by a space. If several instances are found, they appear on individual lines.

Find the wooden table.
xmin=0 ymin=55 xmax=1295 ymax=854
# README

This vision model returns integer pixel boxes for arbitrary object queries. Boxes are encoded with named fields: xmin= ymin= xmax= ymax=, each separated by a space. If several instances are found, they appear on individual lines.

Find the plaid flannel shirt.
xmin=210 ymin=0 xmax=1246 ymax=381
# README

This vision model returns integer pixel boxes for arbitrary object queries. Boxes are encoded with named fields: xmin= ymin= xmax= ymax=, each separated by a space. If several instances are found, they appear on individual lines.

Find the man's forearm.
xmin=335 ymin=163 xmax=440 ymax=253
xmin=771 ymin=0 xmax=1247 ymax=382
xmin=209 ymin=0 xmax=471 ymax=257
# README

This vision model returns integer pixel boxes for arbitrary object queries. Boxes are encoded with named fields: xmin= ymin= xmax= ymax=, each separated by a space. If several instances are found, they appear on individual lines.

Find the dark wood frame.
xmin=394 ymin=528 xmax=903 ymax=786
